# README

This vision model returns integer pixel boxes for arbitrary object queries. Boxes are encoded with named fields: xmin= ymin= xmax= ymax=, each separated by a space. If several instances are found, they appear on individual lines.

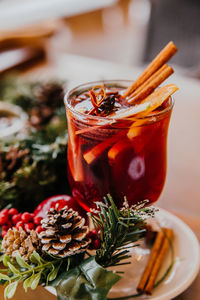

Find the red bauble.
xmin=33 ymin=195 xmax=87 ymax=220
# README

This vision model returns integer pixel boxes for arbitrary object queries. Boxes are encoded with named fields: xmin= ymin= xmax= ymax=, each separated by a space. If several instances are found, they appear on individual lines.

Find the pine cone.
xmin=2 ymin=228 xmax=41 ymax=261
xmin=35 ymin=82 xmax=64 ymax=108
xmin=0 ymin=146 xmax=29 ymax=181
xmin=39 ymin=206 xmax=91 ymax=258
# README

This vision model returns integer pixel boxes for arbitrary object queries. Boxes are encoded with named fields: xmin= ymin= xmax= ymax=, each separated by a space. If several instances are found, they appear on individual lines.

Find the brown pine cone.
xmin=0 ymin=146 xmax=29 ymax=180
xmin=34 ymin=82 xmax=64 ymax=108
xmin=2 ymin=228 xmax=41 ymax=261
xmin=39 ymin=206 xmax=91 ymax=258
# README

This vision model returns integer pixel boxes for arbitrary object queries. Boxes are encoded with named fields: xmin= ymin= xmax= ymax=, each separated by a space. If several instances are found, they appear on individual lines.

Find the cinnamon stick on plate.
xmin=145 ymin=228 xmax=174 ymax=295
xmin=137 ymin=228 xmax=174 ymax=295
xmin=137 ymin=230 xmax=165 ymax=292
xmin=122 ymin=41 xmax=177 ymax=98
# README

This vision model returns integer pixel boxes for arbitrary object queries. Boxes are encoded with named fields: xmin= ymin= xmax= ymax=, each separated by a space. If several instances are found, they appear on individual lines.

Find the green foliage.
xmin=0 ymin=251 xmax=64 ymax=299
xmin=0 ymin=134 xmax=69 ymax=211
xmin=0 ymin=76 xmax=37 ymax=111
xmin=56 ymin=257 xmax=120 ymax=300
xmin=0 ymin=76 xmax=70 ymax=211
xmin=91 ymin=195 xmax=155 ymax=268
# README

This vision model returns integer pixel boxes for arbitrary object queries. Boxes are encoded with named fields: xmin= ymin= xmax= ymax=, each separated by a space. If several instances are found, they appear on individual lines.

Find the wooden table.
xmin=0 ymin=54 xmax=200 ymax=299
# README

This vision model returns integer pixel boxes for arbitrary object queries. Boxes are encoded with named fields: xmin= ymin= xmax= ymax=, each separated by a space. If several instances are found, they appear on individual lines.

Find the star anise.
xmin=98 ymin=95 xmax=116 ymax=116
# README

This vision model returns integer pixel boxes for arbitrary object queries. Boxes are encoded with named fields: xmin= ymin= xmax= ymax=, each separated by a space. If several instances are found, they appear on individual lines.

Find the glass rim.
xmin=64 ymin=79 xmax=174 ymax=122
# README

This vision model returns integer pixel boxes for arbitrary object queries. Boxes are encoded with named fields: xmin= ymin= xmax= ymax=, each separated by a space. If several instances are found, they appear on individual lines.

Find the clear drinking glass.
xmin=64 ymin=80 xmax=174 ymax=211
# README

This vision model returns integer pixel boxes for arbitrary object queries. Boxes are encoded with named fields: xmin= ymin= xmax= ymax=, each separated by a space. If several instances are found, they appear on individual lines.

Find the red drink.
xmin=65 ymin=80 xmax=174 ymax=211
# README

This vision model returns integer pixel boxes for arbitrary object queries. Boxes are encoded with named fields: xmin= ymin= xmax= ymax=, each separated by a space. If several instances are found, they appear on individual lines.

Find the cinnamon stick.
xmin=144 ymin=228 xmax=174 ymax=295
xmin=128 ymin=64 xmax=173 ymax=104
xmin=122 ymin=41 xmax=177 ymax=98
xmin=137 ymin=230 xmax=165 ymax=292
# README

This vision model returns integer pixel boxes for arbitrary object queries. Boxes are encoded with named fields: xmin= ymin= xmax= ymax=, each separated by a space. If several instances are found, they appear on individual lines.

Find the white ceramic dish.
xmin=0 ymin=101 xmax=27 ymax=139
xmin=46 ymin=208 xmax=200 ymax=300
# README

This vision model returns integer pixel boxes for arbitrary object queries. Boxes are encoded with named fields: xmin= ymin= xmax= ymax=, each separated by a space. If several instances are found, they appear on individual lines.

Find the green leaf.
xmin=4 ymin=282 xmax=18 ymax=299
xmin=7 ymin=263 xmax=21 ymax=275
xmin=0 ymin=273 xmax=10 ymax=282
xmin=16 ymin=254 xmax=31 ymax=269
xmin=30 ymin=251 xmax=42 ymax=265
xmin=23 ymin=276 xmax=34 ymax=293
xmin=31 ymin=272 xmax=42 ymax=290
xmin=47 ymin=263 xmax=61 ymax=284
xmin=3 ymin=256 xmax=11 ymax=267
xmin=0 ymin=254 xmax=5 ymax=262
xmin=56 ymin=257 xmax=120 ymax=300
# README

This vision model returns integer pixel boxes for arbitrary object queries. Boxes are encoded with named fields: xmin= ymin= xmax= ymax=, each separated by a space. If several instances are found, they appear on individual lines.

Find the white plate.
xmin=46 ymin=208 xmax=200 ymax=300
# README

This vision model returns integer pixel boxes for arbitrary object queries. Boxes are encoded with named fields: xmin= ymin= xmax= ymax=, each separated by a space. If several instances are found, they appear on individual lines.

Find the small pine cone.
xmin=39 ymin=206 xmax=91 ymax=258
xmin=2 ymin=228 xmax=41 ymax=261
xmin=35 ymin=82 xmax=64 ymax=108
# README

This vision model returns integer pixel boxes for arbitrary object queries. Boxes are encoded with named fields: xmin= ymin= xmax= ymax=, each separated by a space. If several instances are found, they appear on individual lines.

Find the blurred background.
xmin=0 ymin=0 xmax=200 ymax=75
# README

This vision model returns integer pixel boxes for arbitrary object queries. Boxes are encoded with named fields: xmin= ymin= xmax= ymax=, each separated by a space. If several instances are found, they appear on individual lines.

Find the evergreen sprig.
xmin=90 ymin=195 xmax=155 ymax=268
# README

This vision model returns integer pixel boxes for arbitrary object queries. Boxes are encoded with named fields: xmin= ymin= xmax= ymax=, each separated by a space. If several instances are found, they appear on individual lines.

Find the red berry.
xmin=0 ymin=208 xmax=9 ymax=216
xmin=1 ymin=230 xmax=8 ymax=238
xmin=16 ymin=221 xmax=24 ymax=230
xmin=2 ymin=225 xmax=8 ymax=231
xmin=0 ymin=214 xmax=9 ymax=225
xmin=87 ymin=231 xmax=95 ymax=239
xmin=7 ymin=221 xmax=13 ymax=228
xmin=8 ymin=208 xmax=18 ymax=216
xmin=93 ymin=238 xmax=101 ymax=249
xmin=35 ymin=225 xmax=44 ymax=234
xmin=24 ymin=223 xmax=35 ymax=232
xmin=21 ymin=212 xmax=33 ymax=223
xmin=12 ymin=214 xmax=22 ymax=225
xmin=33 ymin=216 xmax=43 ymax=225
xmin=91 ymin=229 xmax=98 ymax=235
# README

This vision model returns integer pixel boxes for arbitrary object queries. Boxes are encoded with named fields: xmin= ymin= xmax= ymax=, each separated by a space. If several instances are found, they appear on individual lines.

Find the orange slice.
xmin=108 ymin=138 xmax=131 ymax=160
xmin=127 ymin=84 xmax=178 ymax=140
xmin=67 ymin=112 xmax=84 ymax=182
xmin=111 ymin=102 xmax=150 ymax=119
xmin=83 ymin=131 xmax=126 ymax=164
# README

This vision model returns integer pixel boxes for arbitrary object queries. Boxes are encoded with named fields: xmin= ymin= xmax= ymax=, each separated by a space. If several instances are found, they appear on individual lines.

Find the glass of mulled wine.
xmin=64 ymin=80 xmax=174 ymax=211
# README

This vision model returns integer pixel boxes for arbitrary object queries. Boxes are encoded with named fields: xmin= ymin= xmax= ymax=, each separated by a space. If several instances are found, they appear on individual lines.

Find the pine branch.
xmin=90 ymin=195 xmax=155 ymax=268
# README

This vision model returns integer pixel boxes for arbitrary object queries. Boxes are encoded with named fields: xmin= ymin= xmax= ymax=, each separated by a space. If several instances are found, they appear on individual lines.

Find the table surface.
xmin=0 ymin=53 xmax=200 ymax=300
